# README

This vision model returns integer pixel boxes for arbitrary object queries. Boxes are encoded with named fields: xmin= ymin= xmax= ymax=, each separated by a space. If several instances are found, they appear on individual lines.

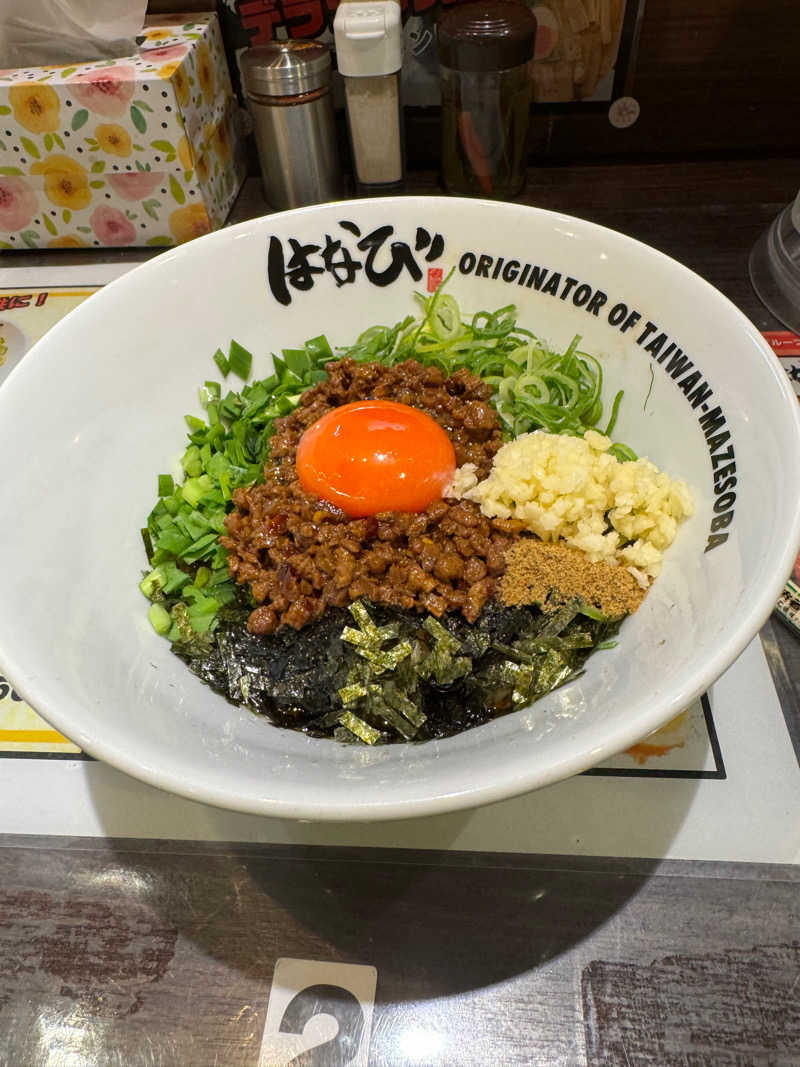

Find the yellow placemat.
xmin=0 ymin=286 xmax=98 ymax=754
xmin=0 ymin=679 xmax=81 ymax=755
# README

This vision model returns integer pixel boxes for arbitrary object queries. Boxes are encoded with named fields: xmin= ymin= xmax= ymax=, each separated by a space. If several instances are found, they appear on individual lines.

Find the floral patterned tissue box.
xmin=0 ymin=15 xmax=246 ymax=249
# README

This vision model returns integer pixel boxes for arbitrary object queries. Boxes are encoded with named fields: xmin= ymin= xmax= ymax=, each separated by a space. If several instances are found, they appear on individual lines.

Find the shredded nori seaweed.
xmin=174 ymin=594 xmax=622 ymax=744
xmin=174 ymin=602 xmax=353 ymax=726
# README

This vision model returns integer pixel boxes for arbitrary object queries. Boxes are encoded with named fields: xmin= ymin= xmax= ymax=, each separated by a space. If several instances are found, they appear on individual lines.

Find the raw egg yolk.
xmin=296 ymin=400 xmax=456 ymax=518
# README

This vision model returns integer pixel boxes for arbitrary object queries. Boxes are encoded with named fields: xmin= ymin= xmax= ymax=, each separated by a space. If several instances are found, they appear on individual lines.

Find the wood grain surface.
xmin=0 ymin=840 xmax=799 ymax=1067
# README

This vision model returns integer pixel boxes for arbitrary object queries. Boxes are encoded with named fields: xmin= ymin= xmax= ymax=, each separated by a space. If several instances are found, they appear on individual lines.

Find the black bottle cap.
xmin=437 ymin=0 xmax=538 ymax=72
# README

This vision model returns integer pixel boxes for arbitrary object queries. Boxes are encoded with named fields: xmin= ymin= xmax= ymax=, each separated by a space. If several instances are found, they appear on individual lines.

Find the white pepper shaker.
xmin=334 ymin=0 xmax=404 ymax=190
xmin=240 ymin=42 xmax=343 ymax=210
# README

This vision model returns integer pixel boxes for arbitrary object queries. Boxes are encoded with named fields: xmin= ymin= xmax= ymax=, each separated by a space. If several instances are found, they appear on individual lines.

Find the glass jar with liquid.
xmin=437 ymin=0 xmax=537 ymax=200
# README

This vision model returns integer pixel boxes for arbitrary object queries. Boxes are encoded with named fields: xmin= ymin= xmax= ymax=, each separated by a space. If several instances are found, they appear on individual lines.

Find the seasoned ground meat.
xmin=221 ymin=359 xmax=522 ymax=634
xmin=269 ymin=357 xmax=503 ymax=474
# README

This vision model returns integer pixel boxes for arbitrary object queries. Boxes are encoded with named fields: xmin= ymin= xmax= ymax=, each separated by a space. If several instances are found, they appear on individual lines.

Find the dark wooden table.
xmin=2 ymin=159 xmax=800 ymax=1067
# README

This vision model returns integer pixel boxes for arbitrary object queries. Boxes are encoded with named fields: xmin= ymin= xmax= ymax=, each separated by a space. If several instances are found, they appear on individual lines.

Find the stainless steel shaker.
xmin=240 ymin=42 xmax=342 ymax=210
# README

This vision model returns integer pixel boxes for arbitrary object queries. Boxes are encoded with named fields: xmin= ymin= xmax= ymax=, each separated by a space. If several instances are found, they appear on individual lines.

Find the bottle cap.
xmin=437 ymin=0 xmax=537 ymax=72
xmin=334 ymin=1 xmax=403 ymax=77
xmin=240 ymin=42 xmax=332 ymax=97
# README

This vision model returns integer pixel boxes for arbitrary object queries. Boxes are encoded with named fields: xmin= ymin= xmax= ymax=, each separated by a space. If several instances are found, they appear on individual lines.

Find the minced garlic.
xmin=445 ymin=429 xmax=693 ymax=580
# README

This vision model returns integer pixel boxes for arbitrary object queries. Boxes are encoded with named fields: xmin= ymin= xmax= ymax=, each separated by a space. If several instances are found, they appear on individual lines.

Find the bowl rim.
xmin=3 ymin=194 xmax=800 ymax=821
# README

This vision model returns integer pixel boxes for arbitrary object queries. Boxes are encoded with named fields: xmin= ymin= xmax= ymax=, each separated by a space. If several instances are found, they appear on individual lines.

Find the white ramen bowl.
xmin=1 ymin=197 xmax=799 ymax=821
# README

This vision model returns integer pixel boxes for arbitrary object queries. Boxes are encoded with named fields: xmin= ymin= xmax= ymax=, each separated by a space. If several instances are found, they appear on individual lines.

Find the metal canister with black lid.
xmin=240 ymin=42 xmax=342 ymax=210
xmin=437 ymin=0 xmax=537 ymax=199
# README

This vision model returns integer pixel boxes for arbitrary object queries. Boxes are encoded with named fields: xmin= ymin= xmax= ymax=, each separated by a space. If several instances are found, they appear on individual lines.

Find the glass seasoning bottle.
xmin=240 ymin=42 xmax=343 ymax=210
xmin=437 ymin=0 xmax=537 ymax=200
xmin=334 ymin=0 xmax=405 ymax=192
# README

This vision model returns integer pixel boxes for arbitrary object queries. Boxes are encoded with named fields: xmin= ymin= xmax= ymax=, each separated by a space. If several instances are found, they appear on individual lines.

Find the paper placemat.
xmin=0 ymin=271 xmax=798 ymax=865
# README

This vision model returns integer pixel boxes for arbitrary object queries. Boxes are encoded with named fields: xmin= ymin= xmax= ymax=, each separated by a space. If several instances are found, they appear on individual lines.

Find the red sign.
xmin=763 ymin=331 xmax=800 ymax=355
xmin=427 ymin=267 xmax=444 ymax=292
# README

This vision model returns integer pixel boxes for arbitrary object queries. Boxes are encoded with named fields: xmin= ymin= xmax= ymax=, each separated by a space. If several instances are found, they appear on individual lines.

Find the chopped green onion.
xmin=228 ymin=340 xmax=253 ymax=381
xmin=576 ymin=600 xmax=611 ymax=621
xmin=181 ymin=474 xmax=213 ymax=508
xmin=603 ymin=389 xmax=625 ymax=437
xmin=282 ymin=347 xmax=311 ymax=377
xmin=141 ymin=527 xmax=154 ymax=562
xmin=139 ymin=570 xmax=163 ymax=600
xmin=213 ymin=348 xmax=229 ymax=376
xmin=608 ymin=443 xmax=638 ymax=463
xmin=335 ymin=281 xmax=635 ymax=456
xmin=170 ymin=602 xmax=194 ymax=643
xmin=148 ymin=603 xmax=171 ymax=635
